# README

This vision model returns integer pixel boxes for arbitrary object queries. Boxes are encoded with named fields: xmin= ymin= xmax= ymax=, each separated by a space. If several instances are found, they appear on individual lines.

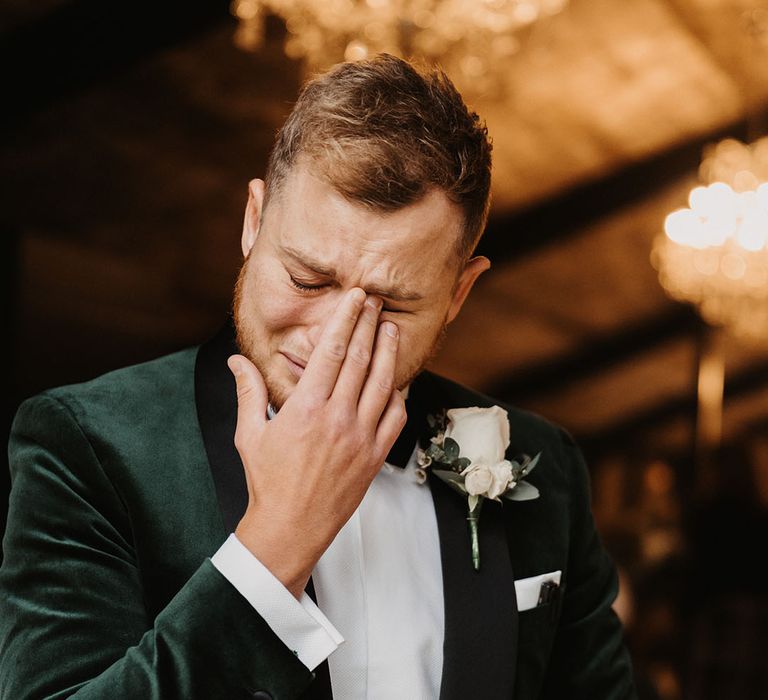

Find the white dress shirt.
xmin=211 ymin=452 xmax=445 ymax=699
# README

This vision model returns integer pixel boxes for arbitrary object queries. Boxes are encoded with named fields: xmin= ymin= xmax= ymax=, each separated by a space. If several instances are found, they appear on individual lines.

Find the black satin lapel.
xmin=195 ymin=323 xmax=334 ymax=699
xmin=385 ymin=389 xmax=424 ymax=468
xmin=420 ymin=373 xmax=518 ymax=700
xmin=430 ymin=478 xmax=518 ymax=700
xmin=194 ymin=319 xmax=248 ymax=534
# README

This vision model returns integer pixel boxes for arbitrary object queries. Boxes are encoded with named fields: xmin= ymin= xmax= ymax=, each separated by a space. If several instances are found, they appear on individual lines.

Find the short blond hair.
xmin=265 ymin=54 xmax=492 ymax=260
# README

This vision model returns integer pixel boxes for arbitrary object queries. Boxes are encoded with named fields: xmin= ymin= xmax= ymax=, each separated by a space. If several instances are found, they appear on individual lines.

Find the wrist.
xmin=235 ymin=518 xmax=317 ymax=599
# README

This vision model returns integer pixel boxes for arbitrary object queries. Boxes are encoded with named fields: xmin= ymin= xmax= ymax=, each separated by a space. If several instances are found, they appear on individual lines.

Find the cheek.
xmin=392 ymin=312 xmax=443 ymax=358
xmin=243 ymin=264 xmax=305 ymax=332
xmin=258 ymin=290 xmax=307 ymax=331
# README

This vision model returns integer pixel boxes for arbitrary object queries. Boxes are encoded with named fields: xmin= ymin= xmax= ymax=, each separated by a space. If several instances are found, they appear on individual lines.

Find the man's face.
xmin=234 ymin=162 xmax=488 ymax=409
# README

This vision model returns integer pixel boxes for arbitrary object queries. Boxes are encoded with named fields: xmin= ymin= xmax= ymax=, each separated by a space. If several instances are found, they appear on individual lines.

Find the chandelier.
xmin=230 ymin=0 xmax=569 ymax=91
xmin=652 ymin=137 xmax=768 ymax=343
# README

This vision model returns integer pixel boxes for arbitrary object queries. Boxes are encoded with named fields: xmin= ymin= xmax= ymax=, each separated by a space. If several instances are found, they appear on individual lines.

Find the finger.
xmin=357 ymin=320 xmax=398 ymax=427
xmin=228 ymin=354 xmax=268 ymax=449
xmin=331 ymin=295 xmax=383 ymax=405
xmin=373 ymin=389 xmax=407 ymax=459
xmin=299 ymin=287 xmax=366 ymax=401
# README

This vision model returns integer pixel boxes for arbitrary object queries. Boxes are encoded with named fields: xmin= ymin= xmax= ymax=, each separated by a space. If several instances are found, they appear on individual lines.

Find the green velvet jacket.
xmin=0 ymin=324 xmax=636 ymax=699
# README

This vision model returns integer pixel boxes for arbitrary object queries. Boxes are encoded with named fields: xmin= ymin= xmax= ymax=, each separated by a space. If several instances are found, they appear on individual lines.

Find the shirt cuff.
xmin=211 ymin=533 xmax=344 ymax=670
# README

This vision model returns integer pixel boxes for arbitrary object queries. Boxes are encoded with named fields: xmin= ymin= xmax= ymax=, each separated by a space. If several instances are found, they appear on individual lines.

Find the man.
xmin=0 ymin=55 xmax=636 ymax=698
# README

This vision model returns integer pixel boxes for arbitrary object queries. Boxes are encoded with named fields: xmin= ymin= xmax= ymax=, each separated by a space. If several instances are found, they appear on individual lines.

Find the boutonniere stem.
xmin=467 ymin=500 xmax=482 ymax=571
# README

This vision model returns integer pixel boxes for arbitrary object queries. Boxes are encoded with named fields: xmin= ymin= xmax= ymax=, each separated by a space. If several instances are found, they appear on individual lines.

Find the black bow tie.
xmin=384 ymin=386 xmax=427 ymax=469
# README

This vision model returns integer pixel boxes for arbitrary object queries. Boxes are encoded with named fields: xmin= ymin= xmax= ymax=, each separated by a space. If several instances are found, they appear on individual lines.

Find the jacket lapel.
xmin=414 ymin=373 xmax=519 ymax=700
xmin=194 ymin=321 xmax=334 ymax=700
xmin=429 ymin=476 xmax=519 ymax=699
xmin=194 ymin=318 xmax=247 ymax=535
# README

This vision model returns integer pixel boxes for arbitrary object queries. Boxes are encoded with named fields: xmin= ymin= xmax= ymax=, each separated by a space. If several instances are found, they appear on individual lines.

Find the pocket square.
xmin=514 ymin=570 xmax=562 ymax=612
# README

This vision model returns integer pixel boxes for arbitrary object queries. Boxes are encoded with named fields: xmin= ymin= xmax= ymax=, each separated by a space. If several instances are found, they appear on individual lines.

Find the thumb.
xmin=227 ymin=354 xmax=268 ymax=439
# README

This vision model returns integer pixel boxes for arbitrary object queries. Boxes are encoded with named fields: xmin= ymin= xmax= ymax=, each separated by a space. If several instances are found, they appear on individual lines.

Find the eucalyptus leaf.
xmin=443 ymin=437 xmax=460 ymax=462
xmin=431 ymin=468 xmax=465 ymax=487
xmin=502 ymin=480 xmax=540 ymax=502
xmin=520 ymin=452 xmax=542 ymax=477
xmin=454 ymin=457 xmax=471 ymax=472
xmin=426 ymin=443 xmax=443 ymax=460
xmin=432 ymin=469 xmax=468 ymax=497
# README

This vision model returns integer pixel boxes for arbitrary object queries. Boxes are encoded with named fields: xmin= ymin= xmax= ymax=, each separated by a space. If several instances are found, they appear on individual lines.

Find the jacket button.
xmin=251 ymin=692 xmax=272 ymax=699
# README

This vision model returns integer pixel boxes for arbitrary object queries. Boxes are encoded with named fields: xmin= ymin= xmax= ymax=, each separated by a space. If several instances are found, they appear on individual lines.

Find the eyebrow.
xmin=281 ymin=245 xmax=425 ymax=302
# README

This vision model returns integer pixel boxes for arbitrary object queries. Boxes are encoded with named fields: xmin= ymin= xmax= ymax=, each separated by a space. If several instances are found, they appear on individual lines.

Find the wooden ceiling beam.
xmin=494 ymin=305 xmax=702 ymax=403
xmin=477 ymin=120 xmax=753 ymax=265
xmin=576 ymin=357 xmax=768 ymax=455
xmin=0 ymin=0 xmax=232 ymax=129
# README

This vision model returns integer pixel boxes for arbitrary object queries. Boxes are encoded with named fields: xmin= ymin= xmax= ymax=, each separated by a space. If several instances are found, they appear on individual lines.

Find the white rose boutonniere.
xmin=417 ymin=406 xmax=541 ymax=570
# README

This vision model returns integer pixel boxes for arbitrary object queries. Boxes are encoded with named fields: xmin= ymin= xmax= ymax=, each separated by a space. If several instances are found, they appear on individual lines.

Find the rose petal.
xmin=445 ymin=406 xmax=510 ymax=466
xmin=487 ymin=460 xmax=513 ymax=499
xmin=464 ymin=463 xmax=494 ymax=496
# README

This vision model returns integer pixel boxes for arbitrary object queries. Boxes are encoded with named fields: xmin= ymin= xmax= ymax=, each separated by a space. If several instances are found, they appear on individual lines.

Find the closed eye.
xmin=291 ymin=275 xmax=408 ymax=313
xmin=289 ymin=276 xmax=327 ymax=292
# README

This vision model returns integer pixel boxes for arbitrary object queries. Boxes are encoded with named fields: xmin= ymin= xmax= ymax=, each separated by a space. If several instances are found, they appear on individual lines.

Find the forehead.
xmin=264 ymin=164 xmax=464 ymax=279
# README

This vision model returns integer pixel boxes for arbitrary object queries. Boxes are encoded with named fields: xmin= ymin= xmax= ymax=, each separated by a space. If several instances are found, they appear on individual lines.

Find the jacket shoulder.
xmin=43 ymin=346 xmax=198 ymax=411
xmin=11 ymin=347 xmax=203 ymax=484
xmin=18 ymin=347 xmax=199 ymax=435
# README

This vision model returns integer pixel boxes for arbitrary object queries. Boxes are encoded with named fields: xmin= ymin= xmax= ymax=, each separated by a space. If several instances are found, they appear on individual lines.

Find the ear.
xmin=446 ymin=256 xmax=490 ymax=324
xmin=241 ymin=178 xmax=266 ymax=258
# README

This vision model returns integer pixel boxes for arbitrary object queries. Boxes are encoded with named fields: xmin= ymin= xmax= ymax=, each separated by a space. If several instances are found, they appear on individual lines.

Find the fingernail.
xmin=349 ymin=288 xmax=366 ymax=306
xmin=383 ymin=321 xmax=398 ymax=337
xmin=366 ymin=296 xmax=383 ymax=311
xmin=228 ymin=356 xmax=242 ymax=377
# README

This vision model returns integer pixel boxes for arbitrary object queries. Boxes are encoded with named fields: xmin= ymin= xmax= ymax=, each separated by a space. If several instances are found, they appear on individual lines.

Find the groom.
xmin=0 ymin=55 xmax=635 ymax=698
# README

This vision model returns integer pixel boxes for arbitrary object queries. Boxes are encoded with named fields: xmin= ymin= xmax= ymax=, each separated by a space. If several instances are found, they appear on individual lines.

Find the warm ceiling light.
xmin=230 ymin=0 xmax=569 ymax=92
xmin=652 ymin=138 xmax=768 ymax=343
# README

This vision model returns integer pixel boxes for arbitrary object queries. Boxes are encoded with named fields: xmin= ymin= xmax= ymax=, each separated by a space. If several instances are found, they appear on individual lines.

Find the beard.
xmin=232 ymin=257 xmax=448 ymax=410
xmin=231 ymin=259 xmax=291 ymax=409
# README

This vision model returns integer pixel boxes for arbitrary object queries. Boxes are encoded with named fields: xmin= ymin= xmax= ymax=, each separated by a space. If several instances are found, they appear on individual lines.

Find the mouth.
xmin=280 ymin=351 xmax=307 ymax=379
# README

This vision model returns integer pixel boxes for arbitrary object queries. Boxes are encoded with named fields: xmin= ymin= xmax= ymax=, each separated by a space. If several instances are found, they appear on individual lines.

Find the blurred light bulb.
xmin=757 ymin=182 xmax=768 ymax=210
xmin=665 ymin=209 xmax=700 ymax=246
xmin=736 ymin=208 xmax=768 ymax=252
xmin=345 ymin=40 xmax=369 ymax=61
